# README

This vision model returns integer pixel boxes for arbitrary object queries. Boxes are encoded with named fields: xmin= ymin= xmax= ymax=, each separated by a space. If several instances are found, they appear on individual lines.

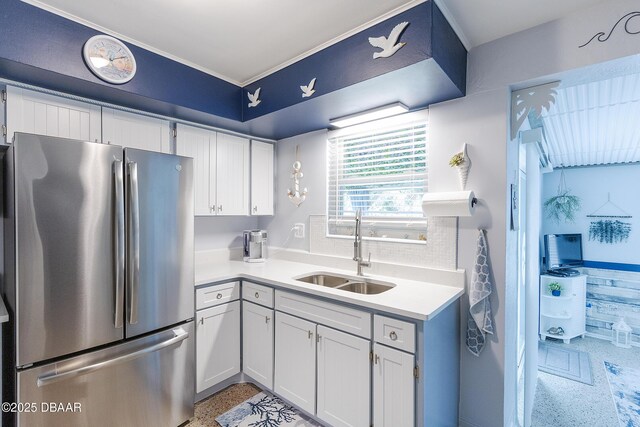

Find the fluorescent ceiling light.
xmin=329 ymin=102 xmax=409 ymax=128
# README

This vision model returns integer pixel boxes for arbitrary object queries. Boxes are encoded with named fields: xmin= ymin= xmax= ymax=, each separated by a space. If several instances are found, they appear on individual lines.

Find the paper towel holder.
xmin=421 ymin=190 xmax=478 ymax=217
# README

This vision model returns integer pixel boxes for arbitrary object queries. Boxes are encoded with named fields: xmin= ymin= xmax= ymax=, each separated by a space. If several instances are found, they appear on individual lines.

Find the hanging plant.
xmin=544 ymin=168 xmax=581 ymax=224
xmin=589 ymin=220 xmax=631 ymax=244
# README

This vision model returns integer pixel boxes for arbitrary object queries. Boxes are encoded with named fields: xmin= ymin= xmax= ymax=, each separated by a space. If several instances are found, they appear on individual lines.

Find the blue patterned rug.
xmin=604 ymin=361 xmax=640 ymax=427
xmin=215 ymin=392 xmax=322 ymax=427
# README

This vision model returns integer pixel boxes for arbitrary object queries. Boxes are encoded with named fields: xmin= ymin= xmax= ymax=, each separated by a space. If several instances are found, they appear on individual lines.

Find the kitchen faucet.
xmin=353 ymin=209 xmax=371 ymax=276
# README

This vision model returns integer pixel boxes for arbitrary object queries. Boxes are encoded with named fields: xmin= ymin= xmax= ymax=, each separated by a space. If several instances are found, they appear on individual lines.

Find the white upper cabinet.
xmin=250 ymin=141 xmax=274 ymax=215
xmin=6 ymin=86 xmax=101 ymax=143
xmin=176 ymin=125 xmax=249 ymax=216
xmin=102 ymin=108 xmax=170 ymax=153
xmin=176 ymin=124 xmax=216 ymax=216
xmin=216 ymin=133 xmax=249 ymax=216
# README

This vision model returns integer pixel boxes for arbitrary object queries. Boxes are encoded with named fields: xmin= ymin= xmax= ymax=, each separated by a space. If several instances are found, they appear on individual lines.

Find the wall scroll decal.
xmin=579 ymin=11 xmax=640 ymax=48
xmin=368 ymin=21 xmax=409 ymax=59
xmin=247 ymin=88 xmax=262 ymax=108
xmin=510 ymin=81 xmax=560 ymax=140
xmin=300 ymin=78 xmax=316 ymax=98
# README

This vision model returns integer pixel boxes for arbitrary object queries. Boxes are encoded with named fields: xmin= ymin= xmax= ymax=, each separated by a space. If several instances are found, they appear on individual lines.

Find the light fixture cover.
xmin=330 ymin=102 xmax=408 ymax=128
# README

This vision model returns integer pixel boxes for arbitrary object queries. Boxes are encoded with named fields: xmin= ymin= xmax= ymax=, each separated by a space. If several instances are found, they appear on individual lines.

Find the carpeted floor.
xmin=186 ymin=383 xmax=262 ymax=427
xmin=531 ymin=336 xmax=640 ymax=427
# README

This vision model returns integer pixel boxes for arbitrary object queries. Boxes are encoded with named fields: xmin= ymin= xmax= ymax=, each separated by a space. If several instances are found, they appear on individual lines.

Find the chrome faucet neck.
xmin=353 ymin=209 xmax=371 ymax=276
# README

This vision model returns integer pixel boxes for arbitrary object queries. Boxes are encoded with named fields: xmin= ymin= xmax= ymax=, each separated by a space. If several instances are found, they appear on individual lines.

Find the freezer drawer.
xmin=17 ymin=322 xmax=194 ymax=427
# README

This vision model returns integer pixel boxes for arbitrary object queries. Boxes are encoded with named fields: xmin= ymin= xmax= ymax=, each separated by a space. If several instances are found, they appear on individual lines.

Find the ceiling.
xmin=23 ymin=0 xmax=614 ymax=86
xmin=539 ymin=72 xmax=640 ymax=168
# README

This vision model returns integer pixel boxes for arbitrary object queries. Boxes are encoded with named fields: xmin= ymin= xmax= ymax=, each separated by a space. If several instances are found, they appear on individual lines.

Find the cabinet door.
xmin=317 ymin=325 xmax=371 ymax=427
xmin=274 ymin=312 xmax=316 ymax=414
xmin=373 ymin=343 xmax=414 ymax=427
xmin=6 ymin=86 xmax=101 ymax=143
xmin=196 ymin=301 xmax=241 ymax=393
xmin=250 ymin=141 xmax=274 ymax=215
xmin=215 ymin=133 xmax=249 ymax=215
xmin=176 ymin=124 xmax=215 ymax=216
xmin=243 ymin=301 xmax=274 ymax=389
xmin=102 ymin=108 xmax=170 ymax=153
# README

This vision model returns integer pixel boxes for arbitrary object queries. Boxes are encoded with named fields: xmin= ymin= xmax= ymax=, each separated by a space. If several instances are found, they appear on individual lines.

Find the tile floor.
xmin=531 ymin=336 xmax=640 ymax=427
xmin=186 ymin=383 xmax=261 ymax=427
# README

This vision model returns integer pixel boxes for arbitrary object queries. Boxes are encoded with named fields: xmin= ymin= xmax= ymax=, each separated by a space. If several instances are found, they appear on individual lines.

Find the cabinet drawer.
xmin=374 ymin=315 xmax=415 ymax=353
xmin=275 ymin=290 xmax=371 ymax=339
xmin=196 ymin=281 xmax=240 ymax=310
xmin=243 ymin=281 xmax=274 ymax=308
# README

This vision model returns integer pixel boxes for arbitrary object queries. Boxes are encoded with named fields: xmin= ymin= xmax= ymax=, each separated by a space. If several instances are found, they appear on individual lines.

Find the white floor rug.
xmin=215 ymin=392 xmax=322 ymax=427
xmin=538 ymin=341 xmax=593 ymax=385
xmin=604 ymin=361 xmax=640 ymax=427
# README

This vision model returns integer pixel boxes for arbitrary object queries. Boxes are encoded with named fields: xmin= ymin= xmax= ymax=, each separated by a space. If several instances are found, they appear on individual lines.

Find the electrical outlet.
xmin=294 ymin=223 xmax=305 ymax=239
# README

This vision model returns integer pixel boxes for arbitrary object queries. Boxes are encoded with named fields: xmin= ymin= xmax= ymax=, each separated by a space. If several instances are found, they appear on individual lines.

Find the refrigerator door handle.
xmin=127 ymin=161 xmax=140 ymax=325
xmin=36 ymin=327 xmax=189 ymax=388
xmin=114 ymin=160 xmax=125 ymax=329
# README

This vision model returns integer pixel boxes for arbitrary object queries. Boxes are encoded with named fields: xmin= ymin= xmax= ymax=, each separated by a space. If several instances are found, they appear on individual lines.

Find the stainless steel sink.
xmin=333 ymin=281 xmax=393 ymax=295
xmin=295 ymin=273 xmax=350 ymax=287
xmin=294 ymin=273 xmax=395 ymax=294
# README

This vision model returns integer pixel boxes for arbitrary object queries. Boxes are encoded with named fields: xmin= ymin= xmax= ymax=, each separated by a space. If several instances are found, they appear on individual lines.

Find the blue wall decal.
xmin=0 ymin=0 xmax=466 ymax=140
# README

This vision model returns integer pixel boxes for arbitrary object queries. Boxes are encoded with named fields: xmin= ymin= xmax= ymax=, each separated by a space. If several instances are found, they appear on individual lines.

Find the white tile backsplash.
xmin=309 ymin=215 xmax=457 ymax=270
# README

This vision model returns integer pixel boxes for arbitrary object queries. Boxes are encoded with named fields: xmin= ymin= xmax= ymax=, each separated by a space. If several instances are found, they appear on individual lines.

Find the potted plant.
xmin=548 ymin=282 xmax=562 ymax=296
xmin=449 ymin=144 xmax=470 ymax=190
xmin=544 ymin=169 xmax=581 ymax=223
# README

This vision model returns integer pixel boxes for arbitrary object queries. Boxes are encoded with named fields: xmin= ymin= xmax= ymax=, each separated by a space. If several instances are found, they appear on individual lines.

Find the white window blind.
xmin=327 ymin=120 xmax=427 ymax=239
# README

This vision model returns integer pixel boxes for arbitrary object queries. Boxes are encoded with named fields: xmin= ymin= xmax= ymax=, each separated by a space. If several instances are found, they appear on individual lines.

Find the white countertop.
xmin=196 ymin=257 xmax=464 ymax=321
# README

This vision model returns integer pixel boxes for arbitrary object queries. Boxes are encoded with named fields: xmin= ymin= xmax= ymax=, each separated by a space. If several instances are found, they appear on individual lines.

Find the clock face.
xmin=83 ymin=35 xmax=137 ymax=84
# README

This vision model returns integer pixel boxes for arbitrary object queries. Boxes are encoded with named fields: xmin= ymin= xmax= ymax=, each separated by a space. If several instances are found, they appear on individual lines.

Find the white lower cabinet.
xmin=196 ymin=300 xmax=241 ymax=393
xmin=373 ymin=343 xmax=415 ymax=427
xmin=274 ymin=312 xmax=317 ymax=414
xmin=243 ymin=301 xmax=274 ymax=389
xmin=317 ymin=325 xmax=371 ymax=427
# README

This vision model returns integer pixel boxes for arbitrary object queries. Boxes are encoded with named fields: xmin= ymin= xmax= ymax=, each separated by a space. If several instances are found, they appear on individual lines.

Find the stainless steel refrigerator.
xmin=2 ymin=133 xmax=195 ymax=426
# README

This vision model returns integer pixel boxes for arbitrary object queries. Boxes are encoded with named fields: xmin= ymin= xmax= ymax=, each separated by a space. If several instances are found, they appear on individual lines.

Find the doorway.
xmin=515 ymin=67 xmax=640 ymax=427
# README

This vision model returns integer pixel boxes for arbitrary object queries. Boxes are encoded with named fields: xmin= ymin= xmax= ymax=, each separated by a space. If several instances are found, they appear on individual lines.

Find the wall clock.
xmin=83 ymin=35 xmax=137 ymax=84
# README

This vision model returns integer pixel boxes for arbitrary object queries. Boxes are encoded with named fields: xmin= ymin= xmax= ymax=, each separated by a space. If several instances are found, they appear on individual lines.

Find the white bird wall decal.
xmin=247 ymin=88 xmax=261 ymax=108
xmin=300 ymin=78 xmax=317 ymax=98
xmin=368 ymin=21 xmax=409 ymax=59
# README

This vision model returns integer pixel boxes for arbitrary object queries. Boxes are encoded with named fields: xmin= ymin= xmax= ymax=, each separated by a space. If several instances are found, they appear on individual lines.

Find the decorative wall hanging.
xmin=287 ymin=145 xmax=307 ymax=207
xmin=368 ymin=21 xmax=409 ymax=59
xmin=587 ymin=193 xmax=632 ymax=244
xmin=544 ymin=168 xmax=581 ymax=224
xmin=579 ymin=11 xmax=640 ymax=48
xmin=510 ymin=81 xmax=560 ymax=140
xmin=247 ymin=88 xmax=262 ymax=108
xmin=300 ymin=78 xmax=317 ymax=98
xmin=449 ymin=143 xmax=471 ymax=190
xmin=589 ymin=220 xmax=631 ymax=244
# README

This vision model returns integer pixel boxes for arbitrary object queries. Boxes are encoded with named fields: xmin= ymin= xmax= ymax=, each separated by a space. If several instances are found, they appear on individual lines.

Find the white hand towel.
xmin=466 ymin=229 xmax=495 ymax=356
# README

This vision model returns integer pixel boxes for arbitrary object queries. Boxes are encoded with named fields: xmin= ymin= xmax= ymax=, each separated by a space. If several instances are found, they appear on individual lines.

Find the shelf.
xmin=541 ymin=313 xmax=571 ymax=320
xmin=541 ymin=294 xmax=571 ymax=300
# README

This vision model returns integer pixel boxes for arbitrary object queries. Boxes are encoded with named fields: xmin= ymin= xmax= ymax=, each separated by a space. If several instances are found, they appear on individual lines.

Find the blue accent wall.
xmin=242 ymin=2 xmax=435 ymax=121
xmin=0 ymin=0 xmax=241 ymax=121
xmin=0 ymin=0 xmax=466 ymax=140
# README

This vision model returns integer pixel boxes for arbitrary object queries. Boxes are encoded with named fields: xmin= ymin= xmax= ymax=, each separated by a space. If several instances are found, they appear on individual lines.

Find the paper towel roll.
xmin=422 ymin=191 xmax=476 ymax=217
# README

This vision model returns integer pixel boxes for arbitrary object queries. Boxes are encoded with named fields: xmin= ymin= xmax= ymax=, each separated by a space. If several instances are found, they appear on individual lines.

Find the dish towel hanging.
xmin=466 ymin=229 xmax=495 ymax=356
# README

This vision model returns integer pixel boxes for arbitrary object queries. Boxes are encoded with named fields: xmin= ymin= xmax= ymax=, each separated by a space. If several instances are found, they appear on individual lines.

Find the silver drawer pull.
xmin=308 ymin=330 xmax=313 ymax=339
xmin=389 ymin=331 xmax=398 ymax=341
xmin=265 ymin=316 xmax=271 ymax=323
xmin=255 ymin=292 xmax=260 ymax=299
xmin=374 ymin=354 xmax=380 ymax=364
xmin=216 ymin=293 xmax=223 ymax=299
